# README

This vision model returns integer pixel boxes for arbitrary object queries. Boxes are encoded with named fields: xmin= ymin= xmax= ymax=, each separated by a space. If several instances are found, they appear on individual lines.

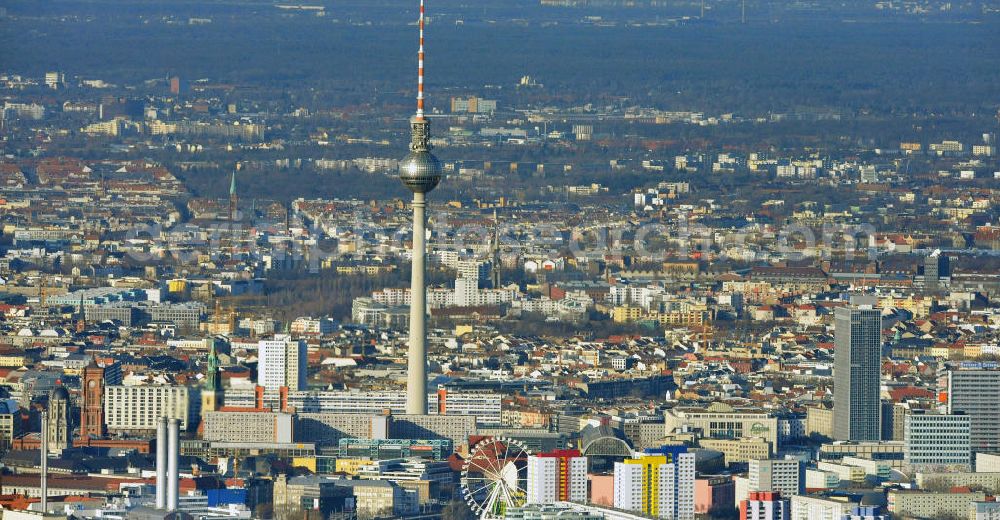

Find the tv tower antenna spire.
xmin=416 ymin=0 xmax=426 ymax=120
xmin=399 ymin=0 xmax=442 ymax=416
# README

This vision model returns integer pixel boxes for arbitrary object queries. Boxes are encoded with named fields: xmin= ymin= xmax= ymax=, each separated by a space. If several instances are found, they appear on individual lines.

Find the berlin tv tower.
xmin=399 ymin=0 xmax=442 ymax=415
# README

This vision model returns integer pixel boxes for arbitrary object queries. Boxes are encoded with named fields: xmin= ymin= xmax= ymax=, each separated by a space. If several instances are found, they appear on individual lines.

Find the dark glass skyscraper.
xmin=948 ymin=367 xmax=1000 ymax=453
xmin=834 ymin=295 xmax=883 ymax=441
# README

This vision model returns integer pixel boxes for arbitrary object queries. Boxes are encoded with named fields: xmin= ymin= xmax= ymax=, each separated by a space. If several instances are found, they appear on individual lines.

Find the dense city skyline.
xmin=0 ymin=0 xmax=999 ymax=519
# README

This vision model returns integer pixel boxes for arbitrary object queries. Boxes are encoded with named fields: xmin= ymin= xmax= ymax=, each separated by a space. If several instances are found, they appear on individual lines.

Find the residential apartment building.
xmin=887 ymin=490 xmax=985 ymax=519
xmin=202 ymin=410 xmax=294 ymax=443
xmin=258 ymin=335 xmax=307 ymax=391
xmin=749 ymin=459 xmax=803 ymax=499
xmin=104 ymin=385 xmax=193 ymax=433
xmin=526 ymin=450 xmax=588 ymax=505
xmin=613 ymin=448 xmax=696 ymax=519
xmin=223 ymin=387 xmax=501 ymax=425
xmin=740 ymin=491 xmax=789 ymax=520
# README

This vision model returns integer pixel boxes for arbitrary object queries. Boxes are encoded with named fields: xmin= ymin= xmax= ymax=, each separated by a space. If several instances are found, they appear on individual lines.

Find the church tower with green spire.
xmin=205 ymin=341 xmax=221 ymax=391
xmin=201 ymin=340 xmax=224 ymax=419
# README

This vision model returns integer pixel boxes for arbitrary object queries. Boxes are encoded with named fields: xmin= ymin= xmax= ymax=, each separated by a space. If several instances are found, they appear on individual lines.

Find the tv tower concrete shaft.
xmin=407 ymin=191 xmax=428 ymax=414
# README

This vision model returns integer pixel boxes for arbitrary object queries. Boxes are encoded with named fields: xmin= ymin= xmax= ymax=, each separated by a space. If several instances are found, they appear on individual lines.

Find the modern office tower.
xmin=833 ymin=295 xmax=883 ymax=441
xmin=614 ymin=448 xmax=696 ymax=519
xmin=47 ymin=386 xmax=70 ymax=454
xmin=904 ymin=412 xmax=971 ymax=467
xmin=740 ymin=492 xmax=790 ymax=520
xmin=398 ymin=0 xmax=443 ymax=416
xmin=258 ymin=334 xmax=308 ymax=391
xmin=526 ymin=449 xmax=588 ymax=505
xmin=748 ymin=459 xmax=803 ymax=498
xmin=948 ymin=367 xmax=1000 ymax=453
xmin=923 ymin=252 xmax=948 ymax=291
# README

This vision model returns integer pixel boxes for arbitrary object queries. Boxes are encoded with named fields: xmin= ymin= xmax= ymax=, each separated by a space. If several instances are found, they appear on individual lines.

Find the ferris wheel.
xmin=460 ymin=436 xmax=532 ymax=519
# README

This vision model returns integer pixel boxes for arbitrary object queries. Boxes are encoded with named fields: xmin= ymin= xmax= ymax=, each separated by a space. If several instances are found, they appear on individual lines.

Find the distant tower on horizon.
xmin=229 ymin=170 xmax=238 ymax=222
xmin=398 ymin=0 xmax=443 ymax=416
xmin=491 ymin=208 xmax=501 ymax=289
xmin=169 ymin=76 xmax=182 ymax=95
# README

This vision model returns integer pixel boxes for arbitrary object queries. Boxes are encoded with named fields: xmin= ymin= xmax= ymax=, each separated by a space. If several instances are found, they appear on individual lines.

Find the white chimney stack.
xmin=40 ymin=411 xmax=48 ymax=513
xmin=167 ymin=418 xmax=180 ymax=511
xmin=155 ymin=417 xmax=167 ymax=509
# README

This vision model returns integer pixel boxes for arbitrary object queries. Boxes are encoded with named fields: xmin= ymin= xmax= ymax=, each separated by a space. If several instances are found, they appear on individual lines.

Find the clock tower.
xmin=80 ymin=363 xmax=105 ymax=438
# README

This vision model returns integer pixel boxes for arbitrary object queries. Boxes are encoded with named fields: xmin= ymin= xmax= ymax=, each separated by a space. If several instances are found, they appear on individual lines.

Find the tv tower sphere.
xmin=399 ymin=119 xmax=442 ymax=194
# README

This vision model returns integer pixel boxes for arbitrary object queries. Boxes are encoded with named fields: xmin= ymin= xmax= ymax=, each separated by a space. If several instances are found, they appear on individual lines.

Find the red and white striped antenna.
xmin=416 ymin=0 xmax=426 ymax=120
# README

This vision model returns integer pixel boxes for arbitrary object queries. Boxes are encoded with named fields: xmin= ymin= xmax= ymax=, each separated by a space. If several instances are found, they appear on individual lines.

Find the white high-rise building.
xmin=905 ymin=412 xmax=971 ymax=468
xmin=749 ymin=459 xmax=803 ymax=498
xmin=258 ymin=334 xmax=307 ymax=391
xmin=456 ymin=259 xmax=490 ymax=284
xmin=613 ymin=450 xmax=696 ymax=519
xmin=455 ymin=276 xmax=478 ymax=307
xmin=104 ymin=385 xmax=192 ymax=433
xmin=614 ymin=461 xmax=644 ymax=512
xmin=526 ymin=450 xmax=588 ymax=505
xmin=742 ymin=492 xmax=789 ymax=520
